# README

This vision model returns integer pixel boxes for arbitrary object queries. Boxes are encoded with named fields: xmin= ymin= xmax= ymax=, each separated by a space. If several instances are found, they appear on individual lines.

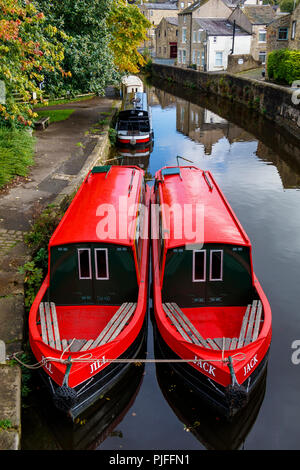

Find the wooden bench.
xmin=39 ymin=302 xmax=62 ymax=350
xmin=163 ymin=300 xmax=263 ymax=351
xmin=34 ymin=116 xmax=50 ymax=130
xmin=38 ymin=301 xmax=136 ymax=352
xmin=80 ymin=302 xmax=136 ymax=351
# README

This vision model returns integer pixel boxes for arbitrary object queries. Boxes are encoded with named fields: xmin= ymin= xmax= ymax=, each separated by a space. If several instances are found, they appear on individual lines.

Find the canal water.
xmin=22 ymin=79 xmax=300 ymax=450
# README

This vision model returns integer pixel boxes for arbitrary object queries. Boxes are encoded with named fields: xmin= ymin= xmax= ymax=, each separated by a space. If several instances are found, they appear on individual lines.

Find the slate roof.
xmin=242 ymin=5 xmax=276 ymax=24
xmin=142 ymin=2 xmax=178 ymax=10
xmin=165 ymin=16 xmax=179 ymax=25
xmin=179 ymin=0 xmax=241 ymax=14
xmin=194 ymin=18 xmax=250 ymax=36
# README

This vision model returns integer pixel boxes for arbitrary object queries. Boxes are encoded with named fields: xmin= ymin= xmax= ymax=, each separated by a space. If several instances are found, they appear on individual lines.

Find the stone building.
xmin=156 ymin=17 xmax=179 ymax=59
xmin=139 ymin=1 xmax=180 ymax=52
xmin=228 ymin=5 xmax=276 ymax=64
xmin=177 ymin=0 xmax=244 ymax=67
xmin=266 ymin=3 xmax=300 ymax=54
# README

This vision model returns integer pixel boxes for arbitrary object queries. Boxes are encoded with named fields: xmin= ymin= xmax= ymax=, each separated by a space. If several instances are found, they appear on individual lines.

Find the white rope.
xmin=10 ymin=351 xmax=246 ymax=369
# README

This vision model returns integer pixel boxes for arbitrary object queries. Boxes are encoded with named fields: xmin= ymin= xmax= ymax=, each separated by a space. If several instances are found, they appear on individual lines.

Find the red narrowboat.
xmin=28 ymin=165 xmax=150 ymax=419
xmin=151 ymin=166 xmax=272 ymax=417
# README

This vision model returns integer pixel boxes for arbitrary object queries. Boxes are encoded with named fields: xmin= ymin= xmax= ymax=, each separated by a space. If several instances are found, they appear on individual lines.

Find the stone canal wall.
xmin=151 ymin=63 xmax=300 ymax=141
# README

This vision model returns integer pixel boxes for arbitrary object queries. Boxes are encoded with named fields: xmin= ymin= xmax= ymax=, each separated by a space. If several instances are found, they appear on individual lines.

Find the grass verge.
xmin=36 ymin=108 xmax=75 ymax=123
xmin=0 ymin=128 xmax=35 ymax=189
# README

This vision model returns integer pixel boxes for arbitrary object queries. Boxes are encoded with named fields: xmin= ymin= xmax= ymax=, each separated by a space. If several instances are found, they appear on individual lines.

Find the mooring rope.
xmin=10 ymin=350 xmax=246 ymax=370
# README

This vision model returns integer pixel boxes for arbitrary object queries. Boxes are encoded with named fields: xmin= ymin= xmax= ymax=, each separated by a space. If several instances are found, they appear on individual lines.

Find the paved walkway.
xmin=0 ymin=92 xmax=120 ymax=449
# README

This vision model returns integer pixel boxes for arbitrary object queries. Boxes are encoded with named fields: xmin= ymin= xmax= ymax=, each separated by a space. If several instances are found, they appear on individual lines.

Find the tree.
xmin=107 ymin=0 xmax=151 ymax=74
xmin=35 ymin=0 xmax=120 ymax=97
xmin=0 ymin=0 xmax=68 ymax=127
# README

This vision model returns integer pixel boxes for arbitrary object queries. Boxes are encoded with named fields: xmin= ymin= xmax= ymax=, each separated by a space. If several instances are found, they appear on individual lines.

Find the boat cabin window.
xmin=78 ymin=248 xmax=92 ymax=279
xmin=193 ymin=250 xmax=206 ymax=282
xmin=49 ymin=243 xmax=138 ymax=305
xmin=162 ymin=244 xmax=253 ymax=307
xmin=210 ymin=250 xmax=223 ymax=281
xmin=95 ymin=248 xmax=109 ymax=280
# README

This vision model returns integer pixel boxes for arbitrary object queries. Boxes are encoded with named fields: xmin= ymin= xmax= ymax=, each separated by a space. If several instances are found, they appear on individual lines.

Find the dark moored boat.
xmin=29 ymin=165 xmax=150 ymax=419
xmin=116 ymin=92 xmax=154 ymax=148
xmin=151 ymin=165 xmax=272 ymax=417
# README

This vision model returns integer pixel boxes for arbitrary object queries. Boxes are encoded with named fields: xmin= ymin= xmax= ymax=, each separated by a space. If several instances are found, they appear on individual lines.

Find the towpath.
xmin=0 ymin=92 xmax=120 ymax=450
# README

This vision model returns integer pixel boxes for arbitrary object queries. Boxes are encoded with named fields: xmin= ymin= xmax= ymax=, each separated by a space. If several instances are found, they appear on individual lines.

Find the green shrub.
xmin=267 ymin=49 xmax=300 ymax=85
xmin=0 ymin=128 xmax=35 ymax=189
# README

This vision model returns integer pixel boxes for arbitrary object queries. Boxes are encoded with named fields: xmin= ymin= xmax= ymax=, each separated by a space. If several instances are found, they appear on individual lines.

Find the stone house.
xmin=156 ymin=17 xmax=179 ymax=59
xmin=177 ymin=17 xmax=251 ymax=71
xmin=266 ymin=3 xmax=300 ymax=54
xmin=228 ymin=5 xmax=276 ymax=64
xmin=139 ymin=1 xmax=190 ymax=52
xmin=177 ymin=0 xmax=245 ymax=66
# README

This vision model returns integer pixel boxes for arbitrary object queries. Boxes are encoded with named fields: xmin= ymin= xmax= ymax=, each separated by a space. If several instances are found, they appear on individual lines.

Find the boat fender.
xmin=225 ymin=356 xmax=248 ymax=411
xmin=53 ymin=356 xmax=78 ymax=412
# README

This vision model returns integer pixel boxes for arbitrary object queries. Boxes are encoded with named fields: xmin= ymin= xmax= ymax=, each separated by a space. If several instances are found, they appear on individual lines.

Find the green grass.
xmin=36 ymin=94 xmax=95 ymax=108
xmin=0 ymin=128 xmax=35 ymax=189
xmin=36 ymin=109 xmax=75 ymax=123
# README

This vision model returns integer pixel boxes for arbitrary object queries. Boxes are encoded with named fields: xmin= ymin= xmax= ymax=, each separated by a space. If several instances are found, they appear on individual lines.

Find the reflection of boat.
xmin=116 ymin=92 xmax=154 ymax=148
xmin=28 ymin=165 xmax=150 ymax=420
xmin=151 ymin=165 xmax=272 ymax=417
xmin=154 ymin=345 xmax=267 ymax=450
xmin=25 ymin=357 xmax=145 ymax=450
xmin=121 ymin=75 xmax=144 ymax=96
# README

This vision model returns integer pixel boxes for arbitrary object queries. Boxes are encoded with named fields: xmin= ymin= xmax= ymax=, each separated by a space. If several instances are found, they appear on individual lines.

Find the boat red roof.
xmin=155 ymin=166 xmax=250 ymax=249
xmin=50 ymin=165 xmax=144 ymax=247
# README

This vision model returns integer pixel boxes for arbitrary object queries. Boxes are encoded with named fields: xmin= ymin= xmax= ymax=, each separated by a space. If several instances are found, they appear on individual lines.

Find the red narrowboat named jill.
xmin=29 ymin=165 xmax=150 ymax=419
xmin=151 ymin=166 xmax=272 ymax=417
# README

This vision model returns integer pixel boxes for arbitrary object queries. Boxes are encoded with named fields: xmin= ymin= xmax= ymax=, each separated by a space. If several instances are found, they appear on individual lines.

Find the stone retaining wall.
xmin=151 ymin=63 xmax=300 ymax=140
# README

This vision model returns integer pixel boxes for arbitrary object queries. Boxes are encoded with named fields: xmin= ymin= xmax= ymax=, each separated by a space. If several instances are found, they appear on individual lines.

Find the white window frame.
xmin=258 ymin=29 xmax=266 ymax=42
xmin=193 ymin=30 xmax=197 ymax=43
xmin=95 ymin=248 xmax=109 ymax=280
xmin=258 ymin=51 xmax=266 ymax=64
xmin=193 ymin=250 xmax=206 ymax=282
xmin=209 ymin=250 xmax=223 ymax=281
xmin=215 ymin=51 xmax=223 ymax=66
xmin=182 ymin=49 xmax=186 ymax=64
xmin=192 ymin=49 xmax=196 ymax=63
xmin=182 ymin=27 xmax=187 ymax=43
xmin=78 ymin=248 xmax=92 ymax=280
xmin=291 ymin=21 xmax=296 ymax=40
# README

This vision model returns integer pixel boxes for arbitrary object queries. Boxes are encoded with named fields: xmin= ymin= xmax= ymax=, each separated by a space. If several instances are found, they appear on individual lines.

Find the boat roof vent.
xmin=161 ymin=167 xmax=182 ymax=181
xmin=91 ymin=165 xmax=112 ymax=175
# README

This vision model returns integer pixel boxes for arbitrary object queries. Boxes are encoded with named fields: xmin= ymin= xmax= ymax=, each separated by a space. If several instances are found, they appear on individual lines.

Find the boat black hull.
xmin=39 ymin=317 xmax=148 ymax=420
xmin=152 ymin=320 xmax=269 ymax=419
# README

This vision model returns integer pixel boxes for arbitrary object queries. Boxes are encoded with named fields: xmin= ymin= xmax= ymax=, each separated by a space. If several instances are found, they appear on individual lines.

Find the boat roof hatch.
xmin=161 ymin=167 xmax=182 ymax=180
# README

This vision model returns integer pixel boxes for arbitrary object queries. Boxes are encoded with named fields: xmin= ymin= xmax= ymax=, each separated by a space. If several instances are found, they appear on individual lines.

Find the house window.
xmin=259 ymin=51 xmax=266 ymax=64
xmin=188 ymin=1 xmax=192 ymax=5
xmin=193 ymin=250 xmax=206 ymax=282
xmin=210 ymin=250 xmax=223 ymax=281
xmin=192 ymin=49 xmax=196 ymax=63
xmin=182 ymin=49 xmax=186 ymax=64
xmin=164 ymin=46 xmax=167 ymax=55
xmin=215 ymin=51 xmax=223 ymax=66
xmin=95 ymin=248 xmax=109 ymax=280
xmin=201 ymin=51 xmax=205 ymax=66
xmin=181 ymin=1 xmax=185 ymax=7
xmin=193 ymin=30 xmax=197 ymax=42
xmin=278 ymin=27 xmax=288 ymax=40
xmin=197 ymin=51 xmax=200 ymax=65
xmin=258 ymin=30 xmax=266 ymax=42
xmin=150 ymin=10 xmax=153 ymax=16
xmin=78 ymin=248 xmax=92 ymax=280
xmin=291 ymin=21 xmax=296 ymax=40
xmin=178 ymin=49 xmax=182 ymax=63
xmin=182 ymin=27 xmax=187 ymax=43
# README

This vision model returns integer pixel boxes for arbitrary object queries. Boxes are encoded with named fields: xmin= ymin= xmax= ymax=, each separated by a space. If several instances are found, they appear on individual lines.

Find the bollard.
xmin=0 ymin=340 xmax=6 ymax=364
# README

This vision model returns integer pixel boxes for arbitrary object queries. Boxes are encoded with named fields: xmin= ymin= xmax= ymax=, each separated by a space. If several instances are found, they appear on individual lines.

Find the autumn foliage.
xmin=0 ymin=0 xmax=68 ymax=127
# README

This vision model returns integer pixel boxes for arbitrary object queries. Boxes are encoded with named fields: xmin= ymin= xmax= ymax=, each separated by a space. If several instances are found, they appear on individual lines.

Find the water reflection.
xmin=155 ymin=362 xmax=267 ymax=450
xmin=146 ymin=81 xmax=300 ymax=190
xmin=22 ymin=362 xmax=145 ymax=450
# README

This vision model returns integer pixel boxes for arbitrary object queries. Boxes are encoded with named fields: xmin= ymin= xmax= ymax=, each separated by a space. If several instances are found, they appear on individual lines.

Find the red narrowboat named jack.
xmin=151 ymin=166 xmax=272 ymax=417
xmin=29 ymin=165 xmax=150 ymax=419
